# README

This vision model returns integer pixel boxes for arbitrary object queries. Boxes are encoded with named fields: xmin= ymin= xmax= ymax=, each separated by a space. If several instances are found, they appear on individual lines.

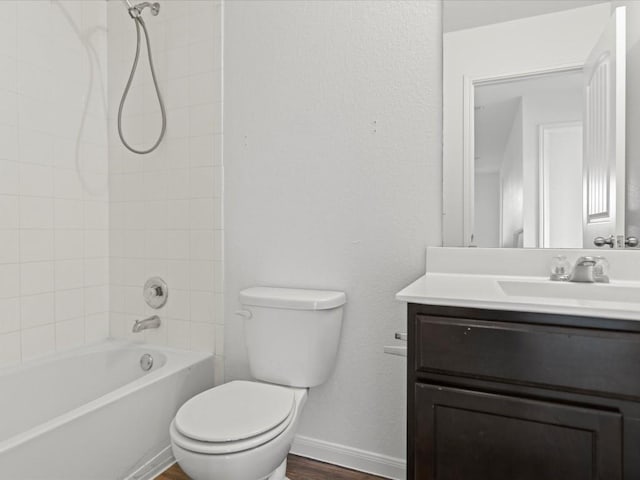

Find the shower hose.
xmin=118 ymin=15 xmax=166 ymax=155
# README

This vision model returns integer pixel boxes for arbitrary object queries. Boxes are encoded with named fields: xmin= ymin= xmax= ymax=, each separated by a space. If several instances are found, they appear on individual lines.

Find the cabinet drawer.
xmin=414 ymin=314 xmax=640 ymax=399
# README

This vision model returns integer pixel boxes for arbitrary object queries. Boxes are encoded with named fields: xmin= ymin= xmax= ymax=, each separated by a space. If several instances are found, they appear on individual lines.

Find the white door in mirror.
xmin=583 ymin=7 xmax=626 ymax=248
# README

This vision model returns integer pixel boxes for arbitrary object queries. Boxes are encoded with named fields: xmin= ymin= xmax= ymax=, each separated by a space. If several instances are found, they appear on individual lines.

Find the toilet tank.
xmin=239 ymin=287 xmax=346 ymax=388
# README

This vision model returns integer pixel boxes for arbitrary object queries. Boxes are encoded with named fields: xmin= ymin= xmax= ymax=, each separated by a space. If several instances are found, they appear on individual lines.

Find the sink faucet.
xmin=132 ymin=315 xmax=161 ymax=333
xmin=568 ymin=256 xmax=609 ymax=283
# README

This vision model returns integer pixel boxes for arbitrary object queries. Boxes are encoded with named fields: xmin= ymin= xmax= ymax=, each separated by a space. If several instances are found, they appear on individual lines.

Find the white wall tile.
xmin=21 ymin=324 xmax=55 ymax=361
xmin=189 ymin=135 xmax=216 ymax=167
xmin=56 ymin=288 xmax=84 ymax=322
xmin=20 ymin=230 xmax=54 ymax=263
xmin=190 ymin=290 xmax=216 ymax=323
xmin=84 ymin=286 xmax=109 ymax=315
xmin=55 ymin=318 xmax=84 ymax=352
xmin=0 ymin=332 xmax=20 ymax=368
xmin=84 ymin=258 xmax=109 ymax=287
xmin=55 ymin=260 xmax=84 ymax=290
xmin=190 ymin=321 xmax=215 ymax=353
xmin=0 ymin=160 xmax=20 ymax=194
xmin=0 ymin=0 xmax=112 ymax=363
xmin=0 ymin=230 xmax=19 ymax=264
xmin=21 ymin=293 xmax=54 ymax=329
xmin=19 ymin=163 xmax=53 ymax=197
xmin=0 ymin=264 xmax=20 ymax=299
xmin=0 ymin=298 xmax=19 ymax=334
xmin=108 ymin=1 xmax=223 ymax=357
xmin=190 ymin=230 xmax=216 ymax=260
xmin=0 ymin=125 xmax=18 ymax=162
xmin=21 ymin=262 xmax=54 ymax=296
xmin=20 ymin=197 xmax=53 ymax=229
xmin=167 ymin=318 xmax=190 ymax=349
xmin=85 ymin=312 xmax=109 ymax=343
xmin=190 ymin=167 xmax=215 ymax=198
xmin=0 ymin=195 xmax=19 ymax=229
xmin=54 ymin=230 xmax=84 ymax=260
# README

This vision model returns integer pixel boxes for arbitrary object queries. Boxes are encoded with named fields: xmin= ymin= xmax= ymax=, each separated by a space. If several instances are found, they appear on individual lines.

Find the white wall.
xmin=224 ymin=0 xmax=442 ymax=476
xmin=107 ymin=0 xmax=224 ymax=374
xmin=0 ymin=1 xmax=109 ymax=367
xmin=474 ymin=172 xmax=500 ymax=247
xmin=443 ymin=3 xmax=611 ymax=246
xmin=500 ymin=101 xmax=524 ymax=247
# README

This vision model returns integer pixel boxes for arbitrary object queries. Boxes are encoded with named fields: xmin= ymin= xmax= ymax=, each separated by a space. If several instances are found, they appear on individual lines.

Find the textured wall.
xmin=107 ymin=0 xmax=224 ymax=376
xmin=224 ymin=0 xmax=442 ymax=472
xmin=0 ymin=1 xmax=109 ymax=367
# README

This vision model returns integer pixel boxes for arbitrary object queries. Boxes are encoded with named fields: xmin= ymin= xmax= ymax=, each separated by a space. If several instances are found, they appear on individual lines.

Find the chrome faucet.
xmin=568 ymin=256 xmax=609 ymax=283
xmin=132 ymin=315 xmax=161 ymax=333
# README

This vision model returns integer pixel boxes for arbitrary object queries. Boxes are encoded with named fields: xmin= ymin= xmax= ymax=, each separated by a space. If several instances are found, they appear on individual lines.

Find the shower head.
xmin=127 ymin=2 xmax=160 ymax=19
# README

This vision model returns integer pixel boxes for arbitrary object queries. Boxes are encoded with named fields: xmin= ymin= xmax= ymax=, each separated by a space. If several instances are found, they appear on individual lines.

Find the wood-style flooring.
xmin=156 ymin=454 xmax=385 ymax=480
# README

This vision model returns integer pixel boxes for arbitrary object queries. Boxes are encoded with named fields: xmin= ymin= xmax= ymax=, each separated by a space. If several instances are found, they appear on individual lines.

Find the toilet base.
xmin=266 ymin=458 xmax=287 ymax=480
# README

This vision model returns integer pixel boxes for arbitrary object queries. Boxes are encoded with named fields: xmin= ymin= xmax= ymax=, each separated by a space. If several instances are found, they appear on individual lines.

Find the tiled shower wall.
xmin=0 ymin=1 xmax=110 ymax=367
xmin=107 ymin=0 xmax=224 ymax=375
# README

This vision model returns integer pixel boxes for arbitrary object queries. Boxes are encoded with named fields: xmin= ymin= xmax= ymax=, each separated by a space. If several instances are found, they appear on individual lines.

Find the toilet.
xmin=170 ymin=286 xmax=346 ymax=480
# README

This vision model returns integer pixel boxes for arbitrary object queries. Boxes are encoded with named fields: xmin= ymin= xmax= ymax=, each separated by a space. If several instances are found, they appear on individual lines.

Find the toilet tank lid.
xmin=239 ymin=287 xmax=346 ymax=310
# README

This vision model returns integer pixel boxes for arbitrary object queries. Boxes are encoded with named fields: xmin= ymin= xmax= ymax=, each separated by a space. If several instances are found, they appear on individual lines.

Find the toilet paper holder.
xmin=384 ymin=331 xmax=407 ymax=357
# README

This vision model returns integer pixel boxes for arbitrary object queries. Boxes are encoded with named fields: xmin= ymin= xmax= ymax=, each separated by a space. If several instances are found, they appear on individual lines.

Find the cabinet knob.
xmin=395 ymin=332 xmax=407 ymax=341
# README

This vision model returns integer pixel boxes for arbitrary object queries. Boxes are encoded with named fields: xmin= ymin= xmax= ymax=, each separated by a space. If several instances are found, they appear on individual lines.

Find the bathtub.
xmin=0 ymin=340 xmax=215 ymax=480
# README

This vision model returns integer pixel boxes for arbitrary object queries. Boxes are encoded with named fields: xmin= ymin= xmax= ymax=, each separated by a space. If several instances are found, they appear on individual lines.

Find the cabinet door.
xmin=414 ymin=384 xmax=622 ymax=480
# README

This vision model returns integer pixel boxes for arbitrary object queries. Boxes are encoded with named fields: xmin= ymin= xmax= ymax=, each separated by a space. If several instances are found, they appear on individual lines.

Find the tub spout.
xmin=132 ymin=315 xmax=161 ymax=333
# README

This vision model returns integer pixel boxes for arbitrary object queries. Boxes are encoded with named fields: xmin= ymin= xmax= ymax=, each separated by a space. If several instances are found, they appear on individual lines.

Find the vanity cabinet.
xmin=407 ymin=304 xmax=640 ymax=480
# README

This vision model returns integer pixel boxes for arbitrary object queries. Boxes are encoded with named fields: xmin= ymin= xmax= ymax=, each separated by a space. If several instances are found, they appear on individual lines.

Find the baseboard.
xmin=127 ymin=445 xmax=175 ymax=480
xmin=290 ymin=435 xmax=406 ymax=480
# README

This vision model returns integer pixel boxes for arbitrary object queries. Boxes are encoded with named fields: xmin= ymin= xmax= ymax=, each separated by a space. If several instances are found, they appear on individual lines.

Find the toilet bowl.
xmin=170 ymin=287 xmax=346 ymax=480
xmin=170 ymin=381 xmax=307 ymax=480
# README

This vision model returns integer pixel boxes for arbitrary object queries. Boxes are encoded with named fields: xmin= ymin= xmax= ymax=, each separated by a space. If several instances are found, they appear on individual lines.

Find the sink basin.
xmin=498 ymin=280 xmax=640 ymax=304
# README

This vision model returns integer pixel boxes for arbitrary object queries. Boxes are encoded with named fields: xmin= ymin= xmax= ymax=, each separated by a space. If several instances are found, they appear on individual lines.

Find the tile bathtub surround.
xmin=0 ymin=1 xmax=110 ymax=367
xmin=106 ymin=1 xmax=224 ymax=371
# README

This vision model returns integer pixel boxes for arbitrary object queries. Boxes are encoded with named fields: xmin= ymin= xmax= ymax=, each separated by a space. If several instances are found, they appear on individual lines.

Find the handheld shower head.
xmin=128 ymin=2 xmax=160 ymax=19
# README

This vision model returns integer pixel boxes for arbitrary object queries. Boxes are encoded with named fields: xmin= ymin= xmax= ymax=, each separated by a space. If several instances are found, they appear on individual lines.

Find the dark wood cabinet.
xmin=407 ymin=304 xmax=640 ymax=479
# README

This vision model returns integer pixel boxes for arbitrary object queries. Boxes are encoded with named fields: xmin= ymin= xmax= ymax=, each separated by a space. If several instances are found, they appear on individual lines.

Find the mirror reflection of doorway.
xmin=473 ymin=70 xmax=583 ymax=248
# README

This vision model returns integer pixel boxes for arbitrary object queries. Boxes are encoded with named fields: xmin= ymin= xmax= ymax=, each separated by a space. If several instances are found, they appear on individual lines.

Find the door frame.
xmin=462 ymin=64 xmax=584 ymax=247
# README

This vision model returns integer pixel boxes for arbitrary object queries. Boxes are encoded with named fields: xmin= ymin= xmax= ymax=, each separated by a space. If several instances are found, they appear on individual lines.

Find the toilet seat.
xmin=171 ymin=381 xmax=297 ymax=455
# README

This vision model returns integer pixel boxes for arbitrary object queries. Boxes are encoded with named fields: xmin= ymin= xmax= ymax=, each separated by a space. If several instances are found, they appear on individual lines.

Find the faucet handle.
xmin=593 ymin=257 xmax=610 ymax=283
xmin=550 ymin=255 xmax=571 ymax=281
xmin=143 ymin=277 xmax=168 ymax=309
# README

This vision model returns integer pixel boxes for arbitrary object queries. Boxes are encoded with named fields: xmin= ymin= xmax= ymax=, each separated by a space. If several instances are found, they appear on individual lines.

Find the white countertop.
xmin=396 ymin=273 xmax=640 ymax=321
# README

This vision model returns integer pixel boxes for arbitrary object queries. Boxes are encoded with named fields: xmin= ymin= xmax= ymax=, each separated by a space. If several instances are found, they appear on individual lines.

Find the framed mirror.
xmin=442 ymin=1 xmax=627 ymax=248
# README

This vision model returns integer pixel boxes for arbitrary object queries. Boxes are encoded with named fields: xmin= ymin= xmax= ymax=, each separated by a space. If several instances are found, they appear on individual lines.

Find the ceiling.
xmin=443 ymin=0 xmax=611 ymax=33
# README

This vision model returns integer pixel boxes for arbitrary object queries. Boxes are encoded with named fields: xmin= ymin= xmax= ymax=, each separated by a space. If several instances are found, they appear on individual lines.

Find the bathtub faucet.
xmin=132 ymin=315 xmax=161 ymax=333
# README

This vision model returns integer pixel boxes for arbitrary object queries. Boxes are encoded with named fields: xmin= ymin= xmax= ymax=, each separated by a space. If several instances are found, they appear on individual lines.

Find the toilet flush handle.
xmin=235 ymin=309 xmax=252 ymax=320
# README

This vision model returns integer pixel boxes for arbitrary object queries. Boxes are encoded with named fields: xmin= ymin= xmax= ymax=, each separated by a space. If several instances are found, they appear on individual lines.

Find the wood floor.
xmin=156 ymin=454 xmax=385 ymax=480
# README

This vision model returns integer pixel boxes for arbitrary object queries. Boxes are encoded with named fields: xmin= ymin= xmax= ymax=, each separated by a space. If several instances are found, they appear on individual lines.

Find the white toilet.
xmin=170 ymin=286 xmax=346 ymax=480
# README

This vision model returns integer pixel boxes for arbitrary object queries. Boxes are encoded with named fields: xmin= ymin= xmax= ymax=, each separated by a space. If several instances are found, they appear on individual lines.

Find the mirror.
xmin=442 ymin=1 xmax=626 ymax=248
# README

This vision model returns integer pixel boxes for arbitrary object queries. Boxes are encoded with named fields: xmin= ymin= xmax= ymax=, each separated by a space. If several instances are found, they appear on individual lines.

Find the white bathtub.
xmin=0 ymin=340 xmax=215 ymax=480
